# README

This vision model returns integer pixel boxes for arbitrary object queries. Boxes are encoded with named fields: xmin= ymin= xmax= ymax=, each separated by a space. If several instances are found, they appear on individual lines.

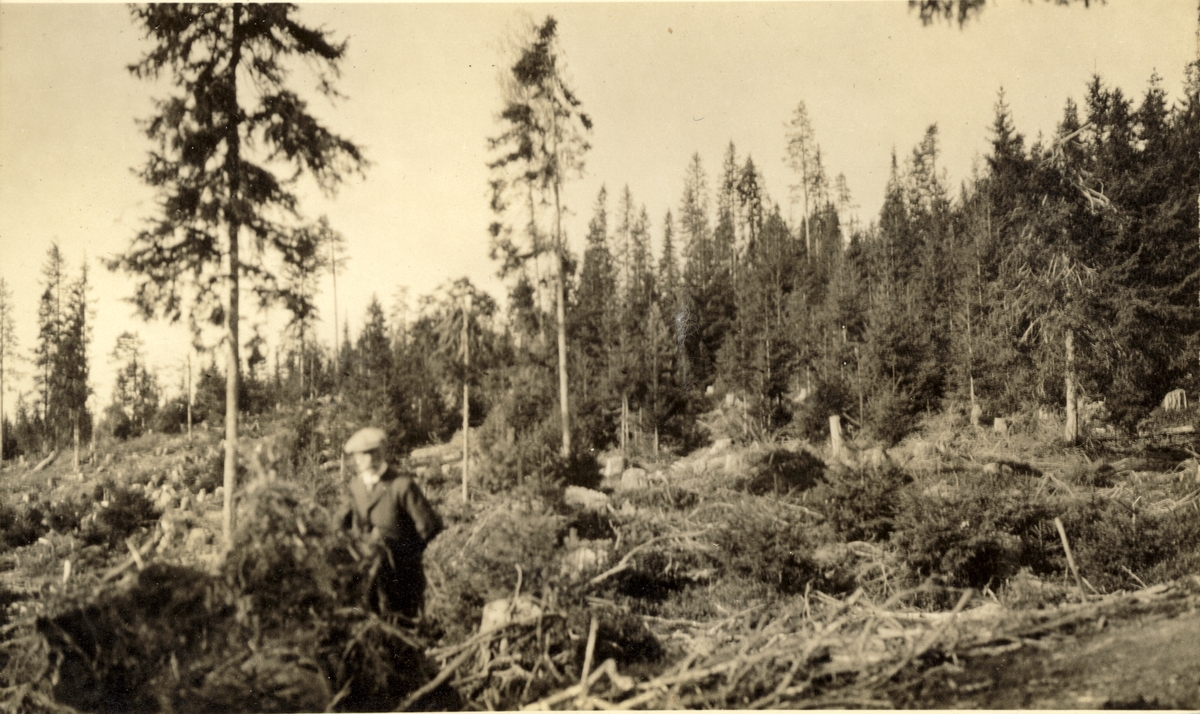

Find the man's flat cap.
xmin=344 ymin=427 xmax=386 ymax=454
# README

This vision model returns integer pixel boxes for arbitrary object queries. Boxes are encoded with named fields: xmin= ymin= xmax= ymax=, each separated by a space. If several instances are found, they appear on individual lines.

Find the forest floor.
xmin=1 ymin=405 xmax=1199 ymax=710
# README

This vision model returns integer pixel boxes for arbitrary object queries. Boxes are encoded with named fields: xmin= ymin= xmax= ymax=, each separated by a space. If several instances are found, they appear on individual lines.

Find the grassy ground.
xmin=1 ymin=400 xmax=1199 ymax=710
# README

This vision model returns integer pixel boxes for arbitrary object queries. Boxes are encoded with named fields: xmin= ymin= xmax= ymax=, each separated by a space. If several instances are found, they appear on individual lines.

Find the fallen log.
xmin=29 ymin=450 xmax=58 ymax=473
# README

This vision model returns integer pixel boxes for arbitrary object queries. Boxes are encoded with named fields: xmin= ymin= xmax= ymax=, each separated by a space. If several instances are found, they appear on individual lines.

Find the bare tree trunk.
xmin=621 ymin=394 xmax=629 ymax=459
xmin=186 ymin=351 xmax=192 ymax=442
xmin=554 ymin=183 xmax=571 ymax=459
xmin=1064 ymin=328 xmax=1077 ymax=444
xmin=223 ymin=3 xmax=244 ymax=548
xmin=72 ymin=411 xmax=79 ymax=471
xmin=462 ymin=292 xmax=471 ymax=503
xmin=829 ymin=414 xmax=845 ymax=460
xmin=1 ymin=353 xmax=5 ymax=466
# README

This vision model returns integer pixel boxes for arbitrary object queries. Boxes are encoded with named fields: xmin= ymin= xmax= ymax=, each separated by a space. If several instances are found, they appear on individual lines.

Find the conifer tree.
xmin=488 ymin=16 xmax=592 ymax=459
xmin=113 ymin=4 xmax=365 ymax=544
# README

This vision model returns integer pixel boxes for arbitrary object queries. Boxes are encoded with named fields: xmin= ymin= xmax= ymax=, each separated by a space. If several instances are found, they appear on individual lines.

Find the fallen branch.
xmin=100 ymin=531 xmax=161 ymax=583
xmin=29 ymin=451 xmax=58 ymax=474
xmin=1054 ymin=517 xmax=1087 ymax=601
xmin=587 ymin=529 xmax=710 ymax=586
xmin=395 ymin=642 xmax=479 ymax=712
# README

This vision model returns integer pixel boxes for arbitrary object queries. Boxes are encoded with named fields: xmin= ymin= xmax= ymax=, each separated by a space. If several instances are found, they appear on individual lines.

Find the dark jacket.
xmin=339 ymin=465 xmax=442 ymax=561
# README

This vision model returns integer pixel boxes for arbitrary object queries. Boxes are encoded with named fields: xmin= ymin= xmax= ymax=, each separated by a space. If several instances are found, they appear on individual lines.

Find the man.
xmin=338 ymin=426 xmax=443 ymax=619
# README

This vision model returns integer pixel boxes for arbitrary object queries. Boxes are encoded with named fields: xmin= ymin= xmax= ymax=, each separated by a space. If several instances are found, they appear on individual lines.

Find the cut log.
xmin=30 ymin=450 xmax=58 ymax=473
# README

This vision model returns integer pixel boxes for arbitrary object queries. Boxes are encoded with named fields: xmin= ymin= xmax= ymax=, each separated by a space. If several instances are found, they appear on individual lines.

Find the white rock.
xmin=184 ymin=527 xmax=212 ymax=551
xmin=619 ymin=467 xmax=649 ymax=491
xmin=563 ymin=486 xmax=610 ymax=512
xmin=560 ymin=546 xmax=610 ymax=580
xmin=480 ymin=595 xmax=542 ymax=633
xmin=709 ymin=438 xmax=733 ymax=455
xmin=604 ymin=455 xmax=626 ymax=479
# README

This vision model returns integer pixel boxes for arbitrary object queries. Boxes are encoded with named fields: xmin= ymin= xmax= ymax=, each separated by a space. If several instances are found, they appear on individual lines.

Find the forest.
xmin=7 ymin=55 xmax=1198 ymax=479
xmin=0 ymin=4 xmax=1199 ymax=711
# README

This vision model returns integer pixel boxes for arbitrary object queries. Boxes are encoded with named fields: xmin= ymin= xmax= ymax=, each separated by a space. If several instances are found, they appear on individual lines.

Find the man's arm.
xmin=403 ymin=482 xmax=443 ymax=546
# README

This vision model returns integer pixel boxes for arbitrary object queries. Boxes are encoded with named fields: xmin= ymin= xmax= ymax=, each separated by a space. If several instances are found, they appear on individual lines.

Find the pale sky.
xmin=1 ymin=1 xmax=1196 ymax=420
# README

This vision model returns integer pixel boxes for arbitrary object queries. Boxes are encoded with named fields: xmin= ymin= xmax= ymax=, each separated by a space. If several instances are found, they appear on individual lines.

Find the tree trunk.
xmin=1064 ymin=328 xmax=1077 ymax=444
xmin=72 ymin=411 xmax=79 ymax=471
xmin=554 ymin=183 xmax=571 ymax=459
xmin=222 ymin=3 xmax=244 ymax=549
xmin=186 ymin=351 xmax=192 ymax=442
xmin=829 ymin=414 xmax=845 ymax=460
xmin=462 ymin=292 xmax=471 ymax=503
xmin=1 ymin=354 xmax=5 ymax=465
xmin=621 ymin=393 xmax=629 ymax=459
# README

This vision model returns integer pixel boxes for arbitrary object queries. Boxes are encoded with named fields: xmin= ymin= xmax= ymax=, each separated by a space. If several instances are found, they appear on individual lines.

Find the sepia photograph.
xmin=1 ymin=0 xmax=1199 ymax=709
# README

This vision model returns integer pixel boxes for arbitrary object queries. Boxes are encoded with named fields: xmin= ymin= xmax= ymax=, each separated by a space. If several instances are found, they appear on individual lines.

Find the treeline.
xmin=4 ymin=67 xmax=1196 ymax=481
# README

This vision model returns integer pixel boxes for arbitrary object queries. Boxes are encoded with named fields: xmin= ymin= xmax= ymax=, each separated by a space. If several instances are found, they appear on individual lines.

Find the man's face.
xmin=353 ymin=449 xmax=380 ymax=476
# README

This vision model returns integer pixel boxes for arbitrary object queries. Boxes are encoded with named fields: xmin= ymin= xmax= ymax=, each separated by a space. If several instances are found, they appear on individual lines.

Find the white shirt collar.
xmin=359 ymin=461 xmax=388 ymax=489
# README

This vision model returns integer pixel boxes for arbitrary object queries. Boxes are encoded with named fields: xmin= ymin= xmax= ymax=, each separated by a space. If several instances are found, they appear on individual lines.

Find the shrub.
xmin=791 ymin=379 xmax=853 ymax=442
xmin=712 ymin=506 xmax=852 ymax=596
xmin=0 ymin=502 xmax=44 ymax=550
xmin=742 ymin=447 xmax=825 ymax=496
xmin=1059 ymin=496 xmax=1200 ymax=592
xmin=81 ymin=484 xmax=159 ymax=548
xmin=805 ymin=463 xmax=912 ymax=543
xmin=892 ymin=477 xmax=1055 ymax=589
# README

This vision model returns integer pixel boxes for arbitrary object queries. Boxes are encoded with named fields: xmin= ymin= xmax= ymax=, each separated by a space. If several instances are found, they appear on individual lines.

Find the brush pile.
xmin=0 ymin=476 xmax=437 ymax=713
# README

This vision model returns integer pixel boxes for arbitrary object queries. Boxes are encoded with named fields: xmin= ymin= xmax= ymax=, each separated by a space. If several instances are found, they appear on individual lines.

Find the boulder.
xmin=709 ymin=438 xmax=733 ymax=456
xmin=184 ymin=527 xmax=212 ymax=551
xmin=993 ymin=418 xmax=1009 ymax=436
xmin=619 ymin=467 xmax=649 ymax=491
xmin=563 ymin=486 xmax=610 ymax=512
xmin=560 ymin=546 xmax=610 ymax=580
xmin=480 ymin=594 xmax=542 ymax=634
xmin=604 ymin=455 xmax=626 ymax=479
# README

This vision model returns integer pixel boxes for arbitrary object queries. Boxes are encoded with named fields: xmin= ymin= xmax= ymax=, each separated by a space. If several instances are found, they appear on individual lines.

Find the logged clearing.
xmin=1 ymin=402 xmax=1199 ymax=711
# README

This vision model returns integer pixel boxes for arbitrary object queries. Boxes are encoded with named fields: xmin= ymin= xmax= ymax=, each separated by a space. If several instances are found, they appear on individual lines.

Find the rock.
xmin=619 ymin=467 xmax=649 ymax=491
xmin=214 ymin=486 xmax=224 ymax=500
xmin=179 ymin=495 xmax=191 ymax=512
xmin=184 ymin=527 xmax=212 ymax=551
xmin=480 ymin=594 xmax=542 ymax=634
xmin=563 ymin=486 xmax=610 ymax=512
xmin=195 ymin=489 xmax=207 ymax=504
xmin=993 ymin=418 xmax=1009 ymax=436
xmin=707 ymin=457 xmax=727 ymax=474
xmin=858 ymin=446 xmax=889 ymax=470
xmin=604 ymin=455 xmax=626 ymax=479
xmin=909 ymin=440 xmax=934 ymax=460
xmin=724 ymin=453 xmax=746 ymax=475
xmin=560 ymin=546 xmax=610 ymax=580
xmin=709 ymin=438 xmax=733 ymax=456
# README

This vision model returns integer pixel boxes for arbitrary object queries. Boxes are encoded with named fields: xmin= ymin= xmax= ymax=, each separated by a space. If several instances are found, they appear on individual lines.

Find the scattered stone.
xmin=184 ymin=527 xmax=212 ymax=551
xmin=619 ymin=467 xmax=649 ymax=491
xmin=564 ymin=486 xmax=610 ymax=512
xmin=994 ymin=418 xmax=1009 ymax=436
xmin=480 ymin=594 xmax=542 ymax=634
xmin=560 ymin=546 xmax=610 ymax=580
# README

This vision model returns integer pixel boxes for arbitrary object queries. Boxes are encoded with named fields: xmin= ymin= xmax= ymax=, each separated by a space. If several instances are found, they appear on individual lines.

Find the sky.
xmin=1 ymin=1 xmax=1197 ymax=422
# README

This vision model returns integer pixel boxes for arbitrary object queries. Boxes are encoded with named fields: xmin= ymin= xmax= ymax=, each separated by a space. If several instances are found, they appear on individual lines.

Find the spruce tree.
xmin=113 ymin=4 xmax=365 ymax=544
